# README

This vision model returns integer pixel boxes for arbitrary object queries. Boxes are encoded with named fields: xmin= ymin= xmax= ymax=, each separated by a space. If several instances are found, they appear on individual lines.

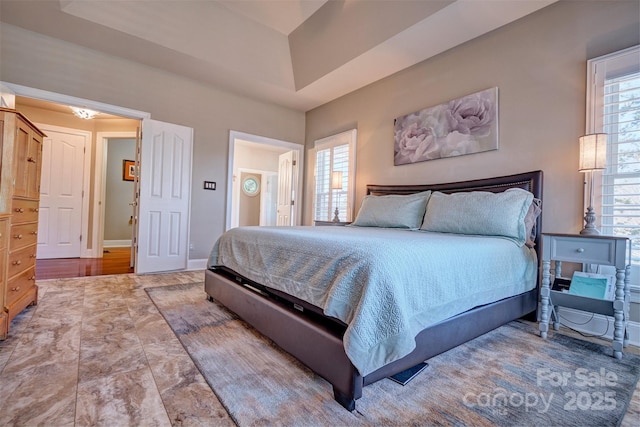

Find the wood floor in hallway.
xmin=35 ymin=247 xmax=134 ymax=280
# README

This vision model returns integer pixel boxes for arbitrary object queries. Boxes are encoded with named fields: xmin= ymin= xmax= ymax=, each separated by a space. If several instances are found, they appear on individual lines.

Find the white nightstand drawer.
xmin=549 ymin=235 xmax=616 ymax=265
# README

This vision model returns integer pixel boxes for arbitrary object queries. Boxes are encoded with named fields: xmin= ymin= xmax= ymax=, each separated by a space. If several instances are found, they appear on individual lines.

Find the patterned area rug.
xmin=146 ymin=282 xmax=640 ymax=426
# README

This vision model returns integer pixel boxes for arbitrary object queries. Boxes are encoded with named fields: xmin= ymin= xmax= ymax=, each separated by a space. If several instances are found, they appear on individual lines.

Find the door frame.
xmin=94 ymin=131 xmax=138 ymax=258
xmin=35 ymin=123 xmax=92 ymax=258
xmin=3 ymin=82 xmax=151 ymax=258
xmin=227 ymin=130 xmax=303 ymax=230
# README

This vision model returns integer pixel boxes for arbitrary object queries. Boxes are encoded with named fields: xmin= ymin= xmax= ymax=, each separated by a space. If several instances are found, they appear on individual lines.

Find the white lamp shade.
xmin=579 ymin=133 xmax=607 ymax=171
xmin=331 ymin=171 xmax=343 ymax=190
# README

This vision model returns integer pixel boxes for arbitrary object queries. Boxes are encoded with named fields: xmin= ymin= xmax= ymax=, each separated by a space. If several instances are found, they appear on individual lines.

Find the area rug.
xmin=146 ymin=282 xmax=640 ymax=426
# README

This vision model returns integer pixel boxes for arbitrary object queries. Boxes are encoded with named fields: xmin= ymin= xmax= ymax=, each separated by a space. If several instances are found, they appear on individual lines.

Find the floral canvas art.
xmin=394 ymin=87 xmax=498 ymax=165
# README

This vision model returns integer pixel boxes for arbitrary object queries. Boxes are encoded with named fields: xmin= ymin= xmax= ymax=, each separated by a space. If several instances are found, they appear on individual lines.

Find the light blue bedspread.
xmin=208 ymin=226 xmax=537 ymax=376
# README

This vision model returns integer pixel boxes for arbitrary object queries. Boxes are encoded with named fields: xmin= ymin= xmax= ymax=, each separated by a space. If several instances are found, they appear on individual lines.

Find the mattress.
xmin=208 ymin=225 xmax=537 ymax=376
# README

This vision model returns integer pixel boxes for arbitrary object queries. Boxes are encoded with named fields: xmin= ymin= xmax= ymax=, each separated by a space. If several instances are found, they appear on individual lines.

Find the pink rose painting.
xmin=394 ymin=87 xmax=498 ymax=165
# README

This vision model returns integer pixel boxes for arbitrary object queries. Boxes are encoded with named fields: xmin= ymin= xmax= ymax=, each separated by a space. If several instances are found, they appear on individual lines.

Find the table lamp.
xmin=579 ymin=133 xmax=607 ymax=235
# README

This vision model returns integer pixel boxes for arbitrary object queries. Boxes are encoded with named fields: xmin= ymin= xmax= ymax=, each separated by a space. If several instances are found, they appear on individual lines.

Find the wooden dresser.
xmin=0 ymin=108 xmax=44 ymax=339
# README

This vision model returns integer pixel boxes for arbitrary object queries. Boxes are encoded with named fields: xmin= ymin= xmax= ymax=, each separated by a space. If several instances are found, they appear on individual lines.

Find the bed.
xmin=205 ymin=170 xmax=543 ymax=411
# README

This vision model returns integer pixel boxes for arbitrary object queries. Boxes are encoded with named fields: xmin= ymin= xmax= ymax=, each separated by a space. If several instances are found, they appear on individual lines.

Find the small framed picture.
xmin=123 ymin=159 xmax=136 ymax=181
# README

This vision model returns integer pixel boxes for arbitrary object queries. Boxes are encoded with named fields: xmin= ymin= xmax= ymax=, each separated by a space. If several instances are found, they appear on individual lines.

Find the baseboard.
xmin=104 ymin=240 xmax=132 ymax=248
xmin=187 ymin=258 xmax=207 ymax=271
xmin=555 ymin=307 xmax=640 ymax=348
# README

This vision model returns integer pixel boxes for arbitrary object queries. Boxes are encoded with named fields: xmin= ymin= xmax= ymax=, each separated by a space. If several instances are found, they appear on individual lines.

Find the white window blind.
xmin=313 ymin=130 xmax=356 ymax=222
xmin=588 ymin=46 xmax=640 ymax=271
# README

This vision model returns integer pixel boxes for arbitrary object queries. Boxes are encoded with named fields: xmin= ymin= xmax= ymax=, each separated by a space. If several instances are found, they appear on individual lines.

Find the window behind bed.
xmin=587 ymin=45 xmax=639 ymax=276
xmin=313 ymin=129 xmax=357 ymax=222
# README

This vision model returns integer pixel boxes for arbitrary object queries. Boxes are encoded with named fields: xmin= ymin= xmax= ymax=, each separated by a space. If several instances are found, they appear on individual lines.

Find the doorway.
xmin=227 ymin=131 xmax=303 ymax=230
xmin=102 ymin=137 xmax=136 ymax=262
xmin=7 ymin=83 xmax=194 ymax=277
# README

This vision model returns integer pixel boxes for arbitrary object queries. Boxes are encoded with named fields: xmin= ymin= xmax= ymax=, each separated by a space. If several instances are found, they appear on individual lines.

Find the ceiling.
xmin=1 ymin=0 xmax=557 ymax=112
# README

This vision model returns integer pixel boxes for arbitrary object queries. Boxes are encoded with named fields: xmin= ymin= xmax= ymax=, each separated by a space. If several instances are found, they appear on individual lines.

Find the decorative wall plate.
xmin=242 ymin=176 xmax=260 ymax=196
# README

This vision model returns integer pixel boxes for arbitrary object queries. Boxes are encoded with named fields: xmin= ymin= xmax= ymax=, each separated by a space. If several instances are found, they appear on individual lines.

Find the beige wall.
xmin=1 ymin=23 xmax=305 ymax=260
xmin=304 ymin=0 xmax=640 ymax=235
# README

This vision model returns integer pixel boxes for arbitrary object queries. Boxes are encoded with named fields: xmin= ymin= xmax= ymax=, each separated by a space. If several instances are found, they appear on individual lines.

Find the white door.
xmin=136 ymin=119 xmax=193 ymax=274
xmin=260 ymin=172 xmax=278 ymax=226
xmin=276 ymin=151 xmax=294 ymax=226
xmin=37 ymin=128 xmax=87 ymax=259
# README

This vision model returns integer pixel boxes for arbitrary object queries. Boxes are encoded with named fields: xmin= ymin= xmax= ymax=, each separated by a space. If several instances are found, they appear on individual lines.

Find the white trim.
xmin=227 ymin=130 xmax=304 ymax=231
xmin=187 ymin=258 xmax=207 ymax=271
xmin=556 ymin=307 xmax=640 ymax=349
xmin=34 ymin=123 xmax=93 ymax=258
xmin=2 ymin=82 xmax=150 ymax=119
xmin=104 ymin=240 xmax=132 ymax=248
xmin=94 ymin=132 xmax=137 ymax=259
xmin=0 ymin=83 xmax=16 ymax=108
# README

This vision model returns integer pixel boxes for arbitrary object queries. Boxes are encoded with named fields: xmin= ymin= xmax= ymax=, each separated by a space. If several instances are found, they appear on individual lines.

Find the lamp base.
xmin=579 ymin=228 xmax=601 ymax=235
xmin=332 ymin=207 xmax=340 ymax=222
xmin=580 ymin=206 xmax=600 ymax=235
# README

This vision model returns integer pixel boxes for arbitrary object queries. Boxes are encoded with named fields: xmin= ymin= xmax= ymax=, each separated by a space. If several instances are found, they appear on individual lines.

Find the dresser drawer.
xmin=548 ymin=235 xmax=617 ymax=265
xmin=11 ymin=199 xmax=40 ymax=224
xmin=9 ymin=223 xmax=38 ymax=251
xmin=6 ymin=267 xmax=36 ymax=307
xmin=7 ymin=245 xmax=37 ymax=278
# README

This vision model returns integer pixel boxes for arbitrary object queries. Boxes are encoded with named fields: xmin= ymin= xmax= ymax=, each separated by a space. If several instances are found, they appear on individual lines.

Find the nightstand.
xmin=314 ymin=221 xmax=352 ymax=226
xmin=539 ymin=233 xmax=631 ymax=359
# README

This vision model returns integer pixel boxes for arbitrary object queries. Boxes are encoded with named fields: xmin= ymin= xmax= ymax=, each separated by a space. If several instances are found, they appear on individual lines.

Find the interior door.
xmin=136 ymin=119 xmax=193 ymax=274
xmin=276 ymin=151 xmax=296 ymax=226
xmin=37 ymin=128 xmax=86 ymax=259
xmin=260 ymin=172 xmax=278 ymax=226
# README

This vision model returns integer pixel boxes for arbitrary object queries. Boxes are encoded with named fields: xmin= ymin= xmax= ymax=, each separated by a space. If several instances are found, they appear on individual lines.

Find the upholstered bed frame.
xmin=204 ymin=170 xmax=543 ymax=411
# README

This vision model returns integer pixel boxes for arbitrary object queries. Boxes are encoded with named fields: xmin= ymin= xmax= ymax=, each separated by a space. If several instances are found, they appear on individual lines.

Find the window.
xmin=587 ymin=45 xmax=640 ymax=276
xmin=313 ymin=129 xmax=357 ymax=222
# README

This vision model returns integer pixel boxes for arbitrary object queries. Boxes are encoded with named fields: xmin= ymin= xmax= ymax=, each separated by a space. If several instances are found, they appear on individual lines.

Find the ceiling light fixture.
xmin=70 ymin=106 xmax=99 ymax=119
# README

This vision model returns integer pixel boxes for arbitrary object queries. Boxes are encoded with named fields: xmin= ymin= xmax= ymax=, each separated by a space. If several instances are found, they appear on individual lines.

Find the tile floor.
xmin=0 ymin=271 xmax=638 ymax=426
xmin=0 ymin=271 xmax=233 ymax=426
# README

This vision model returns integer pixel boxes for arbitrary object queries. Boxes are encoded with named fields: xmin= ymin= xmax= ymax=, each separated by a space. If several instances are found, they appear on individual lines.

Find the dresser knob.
xmin=14 ymin=234 xmax=22 ymax=239
xmin=577 ymin=248 xmax=585 ymax=253
xmin=33 ymin=208 xmax=39 ymax=213
xmin=12 ymin=260 xmax=21 ymax=265
xmin=29 ymin=276 xmax=36 ymax=281
xmin=27 ymin=157 xmax=36 ymax=163
xmin=30 ymin=254 xmax=36 ymax=258
xmin=30 ymin=231 xmax=37 ymax=235
xmin=15 ymin=208 xmax=24 ymax=213
xmin=11 ymin=287 xmax=20 ymax=292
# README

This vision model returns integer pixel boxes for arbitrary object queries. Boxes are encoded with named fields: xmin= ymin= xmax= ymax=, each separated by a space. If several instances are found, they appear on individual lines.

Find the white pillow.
xmin=351 ymin=191 xmax=431 ymax=229
xmin=420 ymin=188 xmax=534 ymax=245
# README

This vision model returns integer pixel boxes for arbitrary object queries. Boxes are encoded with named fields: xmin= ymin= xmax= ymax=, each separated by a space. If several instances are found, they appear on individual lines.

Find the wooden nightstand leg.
xmin=612 ymin=268 xmax=626 ymax=359
xmin=539 ymin=260 xmax=551 ymax=339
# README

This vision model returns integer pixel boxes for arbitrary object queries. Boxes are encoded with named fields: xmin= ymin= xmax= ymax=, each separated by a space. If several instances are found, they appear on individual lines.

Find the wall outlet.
xmin=189 ymin=243 xmax=194 ymax=251
xmin=203 ymin=181 xmax=216 ymax=190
